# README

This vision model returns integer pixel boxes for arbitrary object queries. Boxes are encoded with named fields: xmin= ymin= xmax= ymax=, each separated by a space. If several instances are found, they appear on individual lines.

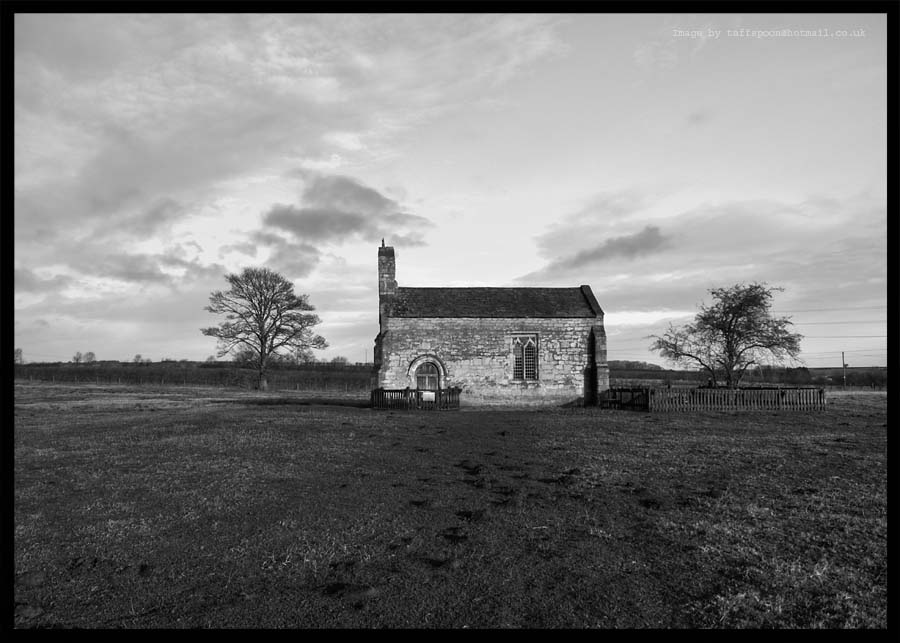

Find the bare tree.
xmin=72 ymin=351 xmax=83 ymax=364
xmin=133 ymin=354 xmax=142 ymax=363
xmin=201 ymin=267 xmax=328 ymax=390
xmin=649 ymin=283 xmax=802 ymax=388
xmin=83 ymin=352 xmax=96 ymax=363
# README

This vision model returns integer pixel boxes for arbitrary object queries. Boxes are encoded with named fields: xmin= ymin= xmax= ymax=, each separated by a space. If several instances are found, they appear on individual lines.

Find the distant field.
xmin=14 ymin=382 xmax=887 ymax=628
xmin=16 ymin=362 xmax=885 ymax=392
xmin=13 ymin=362 xmax=377 ymax=392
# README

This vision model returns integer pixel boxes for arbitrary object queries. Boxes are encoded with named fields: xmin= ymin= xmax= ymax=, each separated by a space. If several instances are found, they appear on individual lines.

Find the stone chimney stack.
xmin=378 ymin=242 xmax=397 ymax=296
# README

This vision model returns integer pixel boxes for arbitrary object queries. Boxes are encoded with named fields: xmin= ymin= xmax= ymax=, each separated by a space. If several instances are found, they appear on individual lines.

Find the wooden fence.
xmin=601 ymin=387 xmax=826 ymax=412
xmin=599 ymin=387 xmax=650 ymax=411
xmin=371 ymin=388 xmax=461 ymax=410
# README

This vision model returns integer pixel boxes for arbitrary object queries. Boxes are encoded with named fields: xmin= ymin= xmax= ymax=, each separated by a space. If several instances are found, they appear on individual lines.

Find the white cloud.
xmin=324 ymin=131 xmax=366 ymax=152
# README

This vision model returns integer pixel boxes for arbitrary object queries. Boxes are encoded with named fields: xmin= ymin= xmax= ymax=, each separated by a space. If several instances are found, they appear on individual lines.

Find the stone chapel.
xmin=373 ymin=243 xmax=609 ymax=405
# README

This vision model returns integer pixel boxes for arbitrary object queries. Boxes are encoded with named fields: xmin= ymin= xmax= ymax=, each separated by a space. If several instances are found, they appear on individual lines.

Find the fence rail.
xmin=599 ymin=387 xmax=650 ymax=411
xmin=371 ymin=388 xmax=461 ymax=410
xmin=601 ymin=387 xmax=827 ymax=412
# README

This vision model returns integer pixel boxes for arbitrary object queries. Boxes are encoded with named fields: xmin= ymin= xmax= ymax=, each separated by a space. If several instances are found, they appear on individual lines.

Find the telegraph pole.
xmin=842 ymin=351 xmax=847 ymax=390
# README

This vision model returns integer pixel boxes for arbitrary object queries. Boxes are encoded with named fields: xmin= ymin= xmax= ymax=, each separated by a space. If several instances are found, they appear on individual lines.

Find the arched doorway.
xmin=415 ymin=362 xmax=440 ymax=391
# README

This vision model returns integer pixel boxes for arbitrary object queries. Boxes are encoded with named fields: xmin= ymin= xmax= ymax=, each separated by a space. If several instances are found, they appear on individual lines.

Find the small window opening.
xmin=415 ymin=362 xmax=440 ymax=390
xmin=513 ymin=336 xmax=538 ymax=380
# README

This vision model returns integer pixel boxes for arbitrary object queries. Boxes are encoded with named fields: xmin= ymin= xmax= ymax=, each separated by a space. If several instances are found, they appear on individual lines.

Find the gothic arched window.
xmin=513 ymin=336 xmax=538 ymax=381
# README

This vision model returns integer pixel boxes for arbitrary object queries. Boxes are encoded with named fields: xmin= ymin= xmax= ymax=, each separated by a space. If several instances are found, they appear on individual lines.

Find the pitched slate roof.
xmin=387 ymin=286 xmax=602 ymax=318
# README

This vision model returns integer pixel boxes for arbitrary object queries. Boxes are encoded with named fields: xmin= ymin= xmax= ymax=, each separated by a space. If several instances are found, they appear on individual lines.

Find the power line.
xmin=803 ymin=335 xmax=887 ymax=339
xmin=805 ymin=347 xmax=887 ymax=352
xmin=801 ymin=352 xmax=887 ymax=358
xmin=800 ymin=350 xmax=887 ymax=359
xmin=792 ymin=320 xmax=886 ymax=325
xmin=772 ymin=305 xmax=887 ymax=313
xmin=814 ymin=359 xmax=887 ymax=362
xmin=610 ymin=347 xmax=888 ymax=359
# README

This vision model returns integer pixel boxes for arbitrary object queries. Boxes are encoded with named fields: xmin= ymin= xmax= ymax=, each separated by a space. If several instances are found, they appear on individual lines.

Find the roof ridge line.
xmin=397 ymin=286 xmax=583 ymax=290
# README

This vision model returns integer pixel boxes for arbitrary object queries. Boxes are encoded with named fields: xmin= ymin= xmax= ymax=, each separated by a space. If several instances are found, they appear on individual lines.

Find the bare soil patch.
xmin=14 ymin=382 xmax=887 ymax=628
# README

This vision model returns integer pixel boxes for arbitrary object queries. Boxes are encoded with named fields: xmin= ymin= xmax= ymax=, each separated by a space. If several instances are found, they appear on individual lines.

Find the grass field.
xmin=14 ymin=382 xmax=887 ymax=628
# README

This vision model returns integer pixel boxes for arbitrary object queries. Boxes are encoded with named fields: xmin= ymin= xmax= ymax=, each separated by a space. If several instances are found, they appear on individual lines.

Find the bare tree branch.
xmin=201 ymin=267 xmax=328 ymax=390
xmin=648 ymin=283 xmax=803 ymax=388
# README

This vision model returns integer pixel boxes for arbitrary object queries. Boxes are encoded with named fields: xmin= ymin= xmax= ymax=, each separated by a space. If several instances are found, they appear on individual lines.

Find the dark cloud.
xmin=267 ymin=245 xmax=323 ymax=280
xmin=15 ymin=267 xmax=73 ymax=293
xmin=24 ymin=244 xmax=229 ymax=290
xmin=13 ymin=196 xmax=65 ymax=244
xmin=75 ymin=196 xmax=189 ymax=242
xmin=156 ymin=252 xmax=230 ymax=286
xmin=16 ymin=240 xmax=230 ymax=303
xmin=265 ymin=206 xmax=368 ymax=240
xmin=125 ymin=197 xmax=185 ymax=236
xmin=522 ymin=225 xmax=670 ymax=281
xmin=94 ymin=253 xmax=172 ymax=284
xmin=566 ymin=225 xmax=669 ymax=265
xmin=533 ymin=189 xmax=658 ymax=259
xmin=301 ymin=173 xmax=398 ymax=215
xmin=249 ymin=231 xmax=292 ymax=248
xmin=262 ymin=173 xmax=432 ymax=247
xmin=248 ymin=230 xmax=322 ymax=279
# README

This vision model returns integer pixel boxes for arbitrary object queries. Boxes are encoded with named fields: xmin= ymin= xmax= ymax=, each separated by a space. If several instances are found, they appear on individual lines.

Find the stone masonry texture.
xmin=373 ymin=245 xmax=609 ymax=406
xmin=376 ymin=317 xmax=609 ymax=405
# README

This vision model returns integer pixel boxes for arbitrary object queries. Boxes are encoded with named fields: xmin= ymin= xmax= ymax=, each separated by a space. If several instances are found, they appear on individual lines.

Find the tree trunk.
xmin=723 ymin=366 xmax=735 ymax=388
xmin=257 ymin=356 xmax=268 ymax=391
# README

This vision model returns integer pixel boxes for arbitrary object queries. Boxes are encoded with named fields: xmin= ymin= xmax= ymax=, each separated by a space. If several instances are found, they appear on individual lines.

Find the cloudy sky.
xmin=14 ymin=13 xmax=887 ymax=367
